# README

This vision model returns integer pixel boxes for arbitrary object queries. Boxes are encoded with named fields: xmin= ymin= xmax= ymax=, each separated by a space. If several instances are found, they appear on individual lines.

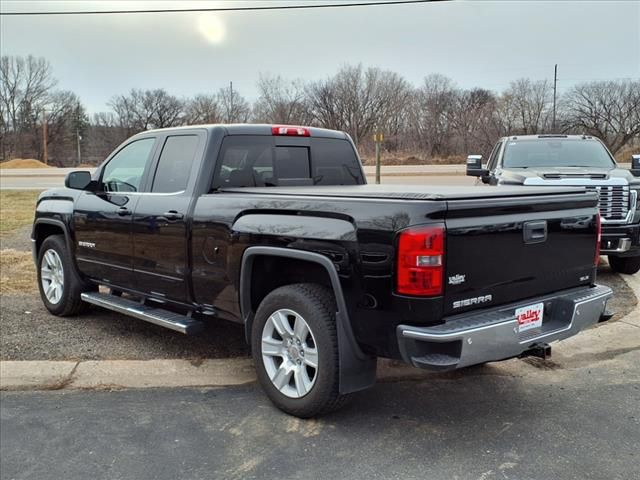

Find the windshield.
xmin=502 ymin=139 xmax=615 ymax=168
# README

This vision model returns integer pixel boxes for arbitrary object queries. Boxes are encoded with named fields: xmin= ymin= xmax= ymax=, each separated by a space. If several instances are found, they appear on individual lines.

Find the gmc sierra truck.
xmin=32 ymin=124 xmax=612 ymax=417
xmin=466 ymin=134 xmax=640 ymax=274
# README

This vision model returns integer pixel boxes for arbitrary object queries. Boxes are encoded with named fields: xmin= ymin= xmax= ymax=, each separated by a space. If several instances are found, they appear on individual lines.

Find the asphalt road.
xmin=0 ymin=167 xmax=473 ymax=189
xmin=0 ymin=174 xmax=474 ymax=189
xmin=2 ymin=349 xmax=639 ymax=480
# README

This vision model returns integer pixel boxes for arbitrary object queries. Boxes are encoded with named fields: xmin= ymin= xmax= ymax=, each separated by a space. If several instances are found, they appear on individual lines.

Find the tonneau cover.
xmin=221 ymin=184 xmax=588 ymax=201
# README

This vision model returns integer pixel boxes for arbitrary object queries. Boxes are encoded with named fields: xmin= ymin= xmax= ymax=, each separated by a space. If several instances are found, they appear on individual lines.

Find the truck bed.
xmin=223 ymin=182 xmax=600 ymax=318
xmin=222 ymin=184 xmax=587 ymax=201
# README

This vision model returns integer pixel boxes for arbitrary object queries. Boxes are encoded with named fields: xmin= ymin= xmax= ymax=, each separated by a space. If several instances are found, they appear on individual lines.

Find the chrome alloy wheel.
xmin=261 ymin=309 xmax=319 ymax=398
xmin=40 ymin=249 xmax=64 ymax=304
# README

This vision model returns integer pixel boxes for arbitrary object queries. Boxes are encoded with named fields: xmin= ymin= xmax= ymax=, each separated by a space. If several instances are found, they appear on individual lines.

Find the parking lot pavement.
xmin=2 ymin=347 xmax=639 ymax=480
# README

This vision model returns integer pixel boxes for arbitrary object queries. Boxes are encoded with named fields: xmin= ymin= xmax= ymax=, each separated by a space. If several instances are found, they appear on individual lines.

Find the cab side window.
xmin=102 ymin=138 xmax=156 ymax=192
xmin=213 ymin=136 xmax=274 ymax=189
xmin=151 ymin=135 xmax=199 ymax=193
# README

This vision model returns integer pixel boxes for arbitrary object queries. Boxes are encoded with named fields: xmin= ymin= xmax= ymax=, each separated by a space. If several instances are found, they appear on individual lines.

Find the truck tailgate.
xmin=443 ymin=191 xmax=599 ymax=315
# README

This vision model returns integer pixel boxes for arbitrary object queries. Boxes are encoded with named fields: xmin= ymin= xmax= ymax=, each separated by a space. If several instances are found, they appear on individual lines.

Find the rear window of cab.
xmin=212 ymin=135 xmax=364 ymax=189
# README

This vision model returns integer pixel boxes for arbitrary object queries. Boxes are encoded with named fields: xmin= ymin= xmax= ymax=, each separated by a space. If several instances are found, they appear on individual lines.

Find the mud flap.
xmin=336 ymin=311 xmax=377 ymax=394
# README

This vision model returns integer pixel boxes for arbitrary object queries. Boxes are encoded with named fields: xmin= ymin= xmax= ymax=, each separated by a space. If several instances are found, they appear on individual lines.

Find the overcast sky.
xmin=1 ymin=0 xmax=638 ymax=114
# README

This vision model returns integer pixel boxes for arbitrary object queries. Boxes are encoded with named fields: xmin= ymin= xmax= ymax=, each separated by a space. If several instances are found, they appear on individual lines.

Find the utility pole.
xmin=229 ymin=81 xmax=234 ymax=123
xmin=76 ymin=101 xmax=82 ymax=167
xmin=42 ymin=109 xmax=48 ymax=165
xmin=374 ymin=132 xmax=383 ymax=184
xmin=552 ymin=63 xmax=558 ymax=131
xmin=76 ymin=128 xmax=82 ymax=167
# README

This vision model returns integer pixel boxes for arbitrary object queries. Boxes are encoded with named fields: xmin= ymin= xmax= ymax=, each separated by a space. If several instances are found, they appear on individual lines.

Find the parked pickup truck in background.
xmin=467 ymin=134 xmax=640 ymax=274
xmin=32 ymin=124 xmax=612 ymax=417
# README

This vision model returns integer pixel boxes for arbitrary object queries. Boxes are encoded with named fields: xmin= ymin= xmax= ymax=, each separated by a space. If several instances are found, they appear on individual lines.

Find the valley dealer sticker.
xmin=516 ymin=302 xmax=544 ymax=332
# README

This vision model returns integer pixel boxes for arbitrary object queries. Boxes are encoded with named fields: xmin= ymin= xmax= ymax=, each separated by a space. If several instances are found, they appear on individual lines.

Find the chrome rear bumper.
xmin=397 ymin=285 xmax=612 ymax=371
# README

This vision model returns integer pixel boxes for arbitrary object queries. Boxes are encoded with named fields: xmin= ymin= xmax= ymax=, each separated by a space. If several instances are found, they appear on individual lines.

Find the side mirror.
xmin=65 ymin=171 xmax=93 ymax=190
xmin=631 ymin=154 xmax=640 ymax=177
xmin=466 ymin=155 xmax=489 ymax=177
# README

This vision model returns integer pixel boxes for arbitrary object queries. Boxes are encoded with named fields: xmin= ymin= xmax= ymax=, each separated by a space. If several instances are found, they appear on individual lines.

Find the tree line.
xmin=1 ymin=55 xmax=638 ymax=166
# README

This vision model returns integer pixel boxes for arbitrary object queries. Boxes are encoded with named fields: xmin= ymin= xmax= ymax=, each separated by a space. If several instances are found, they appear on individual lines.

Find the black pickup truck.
xmin=466 ymin=134 xmax=640 ymax=274
xmin=32 ymin=124 xmax=612 ymax=417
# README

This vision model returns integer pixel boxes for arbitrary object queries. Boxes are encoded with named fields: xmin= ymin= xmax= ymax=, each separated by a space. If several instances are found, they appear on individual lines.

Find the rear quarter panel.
xmin=190 ymin=192 xmax=447 ymax=357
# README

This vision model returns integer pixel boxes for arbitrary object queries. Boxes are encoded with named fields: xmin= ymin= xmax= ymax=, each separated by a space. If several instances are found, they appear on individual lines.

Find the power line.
xmin=0 ymin=0 xmax=444 ymax=16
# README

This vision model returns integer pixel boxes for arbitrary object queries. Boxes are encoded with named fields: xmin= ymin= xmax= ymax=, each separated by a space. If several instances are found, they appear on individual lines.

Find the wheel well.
xmin=249 ymin=256 xmax=333 ymax=314
xmin=34 ymin=223 xmax=65 ymax=255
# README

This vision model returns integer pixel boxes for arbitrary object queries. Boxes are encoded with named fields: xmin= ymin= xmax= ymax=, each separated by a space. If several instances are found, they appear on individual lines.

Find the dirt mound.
xmin=0 ymin=159 xmax=52 ymax=169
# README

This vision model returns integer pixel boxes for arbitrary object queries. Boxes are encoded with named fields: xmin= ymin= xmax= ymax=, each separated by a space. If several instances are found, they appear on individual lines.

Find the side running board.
xmin=80 ymin=292 xmax=204 ymax=335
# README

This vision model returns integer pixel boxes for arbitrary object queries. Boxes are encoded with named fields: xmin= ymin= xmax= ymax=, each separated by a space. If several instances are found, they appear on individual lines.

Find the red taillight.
xmin=397 ymin=225 xmax=445 ymax=296
xmin=271 ymin=125 xmax=311 ymax=137
xmin=595 ymin=212 xmax=601 ymax=266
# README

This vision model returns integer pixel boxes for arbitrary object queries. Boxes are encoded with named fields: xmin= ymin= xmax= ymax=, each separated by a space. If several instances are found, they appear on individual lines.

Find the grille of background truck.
xmin=586 ymin=185 xmax=630 ymax=222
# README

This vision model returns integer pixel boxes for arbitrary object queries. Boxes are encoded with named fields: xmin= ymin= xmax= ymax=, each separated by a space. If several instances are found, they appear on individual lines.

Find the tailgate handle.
xmin=523 ymin=220 xmax=547 ymax=244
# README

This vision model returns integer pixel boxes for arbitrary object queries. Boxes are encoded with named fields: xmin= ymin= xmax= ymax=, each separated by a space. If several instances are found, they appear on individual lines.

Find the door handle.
xmin=523 ymin=220 xmax=547 ymax=244
xmin=117 ymin=207 xmax=131 ymax=216
xmin=162 ymin=210 xmax=184 ymax=220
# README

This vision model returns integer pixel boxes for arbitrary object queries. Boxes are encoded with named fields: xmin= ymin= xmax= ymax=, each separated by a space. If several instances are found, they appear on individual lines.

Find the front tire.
xmin=37 ymin=235 xmax=93 ymax=316
xmin=252 ymin=283 xmax=348 ymax=418
xmin=608 ymin=255 xmax=640 ymax=275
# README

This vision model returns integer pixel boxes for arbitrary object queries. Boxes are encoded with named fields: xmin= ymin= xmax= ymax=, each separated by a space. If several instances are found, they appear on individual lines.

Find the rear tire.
xmin=608 ymin=255 xmax=640 ymax=275
xmin=252 ymin=283 xmax=348 ymax=418
xmin=37 ymin=235 xmax=94 ymax=316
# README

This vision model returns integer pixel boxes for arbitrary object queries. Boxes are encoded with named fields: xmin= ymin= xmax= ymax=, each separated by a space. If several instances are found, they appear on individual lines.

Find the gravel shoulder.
xmin=0 ymin=295 xmax=249 ymax=361
xmin=0 ymin=267 xmax=635 ymax=362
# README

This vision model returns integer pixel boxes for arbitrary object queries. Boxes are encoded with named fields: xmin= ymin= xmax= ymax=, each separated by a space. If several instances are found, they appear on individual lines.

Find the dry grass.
xmin=360 ymin=153 xmax=466 ymax=166
xmin=0 ymin=248 xmax=37 ymax=294
xmin=0 ymin=158 xmax=52 ymax=169
xmin=614 ymin=144 xmax=639 ymax=164
xmin=0 ymin=190 xmax=39 ymax=238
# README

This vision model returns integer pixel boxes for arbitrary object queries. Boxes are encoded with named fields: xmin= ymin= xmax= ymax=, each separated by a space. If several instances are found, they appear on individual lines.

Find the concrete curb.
xmin=1 ymin=275 xmax=638 ymax=393
xmin=0 ymin=357 xmax=432 ymax=391
xmin=0 ymin=361 xmax=78 ymax=390
xmin=0 ymin=358 xmax=256 ymax=391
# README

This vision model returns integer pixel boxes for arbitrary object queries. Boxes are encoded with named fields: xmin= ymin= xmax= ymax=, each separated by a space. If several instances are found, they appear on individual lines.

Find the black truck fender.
xmin=32 ymin=217 xmax=87 ymax=280
xmin=239 ymin=246 xmax=377 ymax=395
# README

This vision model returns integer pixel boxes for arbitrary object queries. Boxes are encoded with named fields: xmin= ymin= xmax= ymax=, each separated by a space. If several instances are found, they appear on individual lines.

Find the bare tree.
xmin=185 ymin=94 xmax=221 ymax=124
xmin=86 ymin=112 xmax=128 ymax=162
xmin=561 ymin=80 xmax=640 ymax=154
xmin=408 ymin=74 xmax=458 ymax=156
xmin=306 ymin=64 xmax=410 ymax=145
xmin=0 ymin=55 xmax=57 ymax=159
xmin=108 ymin=88 xmax=184 ymax=133
xmin=217 ymin=86 xmax=250 ymax=123
xmin=504 ymin=78 xmax=553 ymax=135
xmin=253 ymin=74 xmax=312 ymax=125
xmin=451 ymin=88 xmax=498 ymax=154
xmin=42 ymin=91 xmax=86 ymax=165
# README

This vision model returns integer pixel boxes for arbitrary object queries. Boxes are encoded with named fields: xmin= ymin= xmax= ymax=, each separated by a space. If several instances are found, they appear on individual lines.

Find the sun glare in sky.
xmin=198 ymin=14 xmax=226 ymax=45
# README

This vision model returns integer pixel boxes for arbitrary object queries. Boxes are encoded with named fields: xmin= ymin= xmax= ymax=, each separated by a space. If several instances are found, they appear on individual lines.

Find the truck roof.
xmin=131 ymin=123 xmax=349 ymax=140
xmin=502 ymin=134 xmax=599 ymax=142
